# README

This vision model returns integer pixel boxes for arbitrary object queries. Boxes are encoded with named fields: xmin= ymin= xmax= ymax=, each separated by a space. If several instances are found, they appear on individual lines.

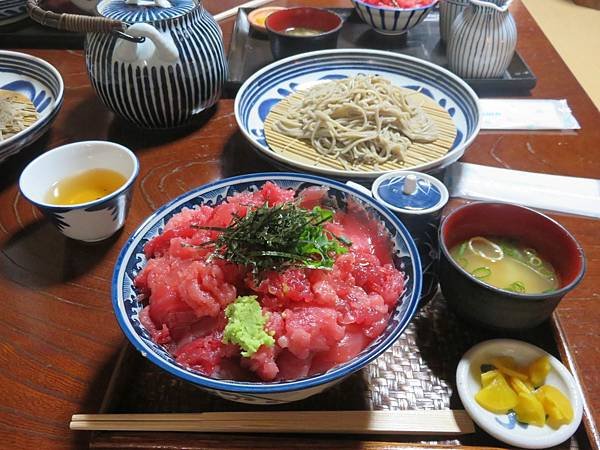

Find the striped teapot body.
xmin=85 ymin=0 xmax=226 ymax=128
xmin=447 ymin=0 xmax=517 ymax=78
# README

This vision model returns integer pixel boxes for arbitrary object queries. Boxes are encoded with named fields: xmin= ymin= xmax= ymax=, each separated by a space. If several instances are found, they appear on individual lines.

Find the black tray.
xmin=225 ymin=8 xmax=537 ymax=96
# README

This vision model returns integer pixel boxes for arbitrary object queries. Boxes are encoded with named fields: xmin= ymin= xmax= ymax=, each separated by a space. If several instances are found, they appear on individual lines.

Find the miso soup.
xmin=449 ymin=236 xmax=559 ymax=294
xmin=282 ymin=27 xmax=322 ymax=36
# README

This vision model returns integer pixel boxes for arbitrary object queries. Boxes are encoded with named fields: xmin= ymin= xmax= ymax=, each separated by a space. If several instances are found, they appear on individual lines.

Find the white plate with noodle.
xmin=0 ymin=51 xmax=64 ymax=163
xmin=235 ymin=49 xmax=481 ymax=180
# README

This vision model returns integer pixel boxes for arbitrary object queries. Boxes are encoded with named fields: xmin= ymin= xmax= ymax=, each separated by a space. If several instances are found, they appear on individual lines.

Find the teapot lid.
xmin=97 ymin=0 xmax=196 ymax=23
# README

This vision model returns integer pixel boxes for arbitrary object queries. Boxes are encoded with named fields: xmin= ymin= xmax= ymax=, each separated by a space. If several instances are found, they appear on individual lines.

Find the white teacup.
xmin=19 ymin=141 xmax=139 ymax=242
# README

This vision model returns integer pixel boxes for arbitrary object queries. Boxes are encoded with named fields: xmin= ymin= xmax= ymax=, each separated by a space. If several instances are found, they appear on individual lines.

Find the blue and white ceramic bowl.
xmin=19 ymin=141 xmax=139 ymax=242
xmin=234 ymin=49 xmax=480 ymax=181
xmin=0 ymin=51 xmax=64 ymax=162
xmin=351 ymin=0 xmax=438 ymax=35
xmin=0 ymin=0 xmax=27 ymax=26
xmin=112 ymin=173 xmax=422 ymax=404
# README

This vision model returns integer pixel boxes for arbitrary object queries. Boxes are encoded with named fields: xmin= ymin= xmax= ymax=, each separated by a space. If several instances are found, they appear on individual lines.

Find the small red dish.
xmin=265 ymin=7 xmax=343 ymax=59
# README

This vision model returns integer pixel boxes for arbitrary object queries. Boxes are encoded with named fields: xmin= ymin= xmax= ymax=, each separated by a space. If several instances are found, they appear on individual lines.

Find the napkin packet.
xmin=445 ymin=163 xmax=600 ymax=218
xmin=479 ymin=99 xmax=580 ymax=130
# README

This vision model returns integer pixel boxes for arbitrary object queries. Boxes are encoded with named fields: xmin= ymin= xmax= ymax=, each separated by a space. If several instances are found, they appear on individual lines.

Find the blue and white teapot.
xmin=28 ymin=0 xmax=227 ymax=128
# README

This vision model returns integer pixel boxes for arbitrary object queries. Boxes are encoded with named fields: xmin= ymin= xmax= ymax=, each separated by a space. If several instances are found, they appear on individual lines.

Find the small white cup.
xmin=19 ymin=141 xmax=139 ymax=242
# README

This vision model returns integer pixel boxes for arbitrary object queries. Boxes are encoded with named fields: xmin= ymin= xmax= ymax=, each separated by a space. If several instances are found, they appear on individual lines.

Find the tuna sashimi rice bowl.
xmin=113 ymin=173 xmax=421 ymax=403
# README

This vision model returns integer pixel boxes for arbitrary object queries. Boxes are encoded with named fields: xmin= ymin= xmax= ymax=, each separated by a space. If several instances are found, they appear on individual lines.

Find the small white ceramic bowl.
xmin=456 ymin=339 xmax=583 ymax=449
xmin=19 ymin=141 xmax=139 ymax=242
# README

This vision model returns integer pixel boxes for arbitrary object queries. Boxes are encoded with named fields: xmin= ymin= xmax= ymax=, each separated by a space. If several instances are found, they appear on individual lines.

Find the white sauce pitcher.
xmin=447 ymin=0 xmax=517 ymax=78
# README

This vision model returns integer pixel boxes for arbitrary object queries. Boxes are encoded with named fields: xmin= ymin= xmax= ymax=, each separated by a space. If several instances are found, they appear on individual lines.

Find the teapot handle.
xmin=114 ymin=23 xmax=179 ymax=63
xmin=125 ymin=0 xmax=173 ymax=7
xmin=26 ymin=0 xmax=125 ymax=34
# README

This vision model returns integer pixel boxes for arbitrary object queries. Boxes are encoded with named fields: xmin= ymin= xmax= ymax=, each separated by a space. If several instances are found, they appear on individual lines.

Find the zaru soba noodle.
xmin=271 ymin=75 xmax=440 ymax=167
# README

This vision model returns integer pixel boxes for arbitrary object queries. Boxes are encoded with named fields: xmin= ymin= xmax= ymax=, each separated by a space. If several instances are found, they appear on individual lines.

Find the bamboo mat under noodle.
xmin=264 ymin=88 xmax=457 ymax=172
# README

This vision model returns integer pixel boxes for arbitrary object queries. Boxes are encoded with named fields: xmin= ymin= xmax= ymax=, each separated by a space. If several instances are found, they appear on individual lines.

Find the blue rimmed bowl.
xmin=351 ymin=0 xmax=438 ymax=36
xmin=234 ymin=49 xmax=480 ymax=181
xmin=19 ymin=141 xmax=139 ymax=242
xmin=0 ymin=50 xmax=64 ymax=162
xmin=112 ymin=173 xmax=422 ymax=404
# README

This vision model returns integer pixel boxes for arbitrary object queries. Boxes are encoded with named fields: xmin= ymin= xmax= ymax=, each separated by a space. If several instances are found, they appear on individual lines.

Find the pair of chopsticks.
xmin=213 ymin=0 xmax=276 ymax=22
xmin=70 ymin=410 xmax=475 ymax=435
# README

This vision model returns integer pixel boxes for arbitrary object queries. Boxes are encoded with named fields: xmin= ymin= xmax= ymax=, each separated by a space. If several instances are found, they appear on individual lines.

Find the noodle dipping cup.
xmin=112 ymin=173 xmax=422 ymax=404
xmin=19 ymin=141 xmax=139 ymax=242
xmin=265 ymin=8 xmax=343 ymax=60
xmin=439 ymin=202 xmax=585 ymax=331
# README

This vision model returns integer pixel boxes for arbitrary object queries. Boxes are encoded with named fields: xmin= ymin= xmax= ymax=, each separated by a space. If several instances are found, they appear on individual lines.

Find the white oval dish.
xmin=456 ymin=339 xmax=583 ymax=449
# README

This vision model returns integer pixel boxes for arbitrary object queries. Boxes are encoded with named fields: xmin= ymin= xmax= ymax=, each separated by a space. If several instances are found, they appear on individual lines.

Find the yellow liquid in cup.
xmin=45 ymin=168 xmax=127 ymax=205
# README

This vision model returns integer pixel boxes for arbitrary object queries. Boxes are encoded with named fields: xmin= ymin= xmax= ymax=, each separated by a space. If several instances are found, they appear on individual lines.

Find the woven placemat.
xmin=104 ymin=293 xmax=580 ymax=449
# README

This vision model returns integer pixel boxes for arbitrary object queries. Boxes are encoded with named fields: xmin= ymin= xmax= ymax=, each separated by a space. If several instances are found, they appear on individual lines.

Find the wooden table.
xmin=1 ymin=1 xmax=599 ymax=449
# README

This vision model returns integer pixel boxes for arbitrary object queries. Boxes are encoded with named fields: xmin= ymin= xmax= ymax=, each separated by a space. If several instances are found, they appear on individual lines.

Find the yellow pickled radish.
xmin=523 ymin=379 xmax=535 ymax=391
xmin=481 ymin=369 xmax=502 ymax=387
xmin=475 ymin=372 xmax=518 ymax=414
xmin=509 ymin=376 xmax=533 ymax=395
xmin=491 ymin=356 xmax=529 ymax=381
xmin=536 ymin=385 xmax=574 ymax=427
xmin=547 ymin=413 xmax=570 ymax=428
xmin=514 ymin=392 xmax=546 ymax=427
xmin=527 ymin=356 xmax=551 ymax=387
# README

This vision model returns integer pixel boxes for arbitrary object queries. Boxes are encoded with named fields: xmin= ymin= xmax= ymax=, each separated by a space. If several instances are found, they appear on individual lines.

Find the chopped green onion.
xmin=469 ymin=237 xmax=503 ymax=262
xmin=457 ymin=256 xmax=468 ymax=268
xmin=458 ymin=242 xmax=467 ymax=257
xmin=471 ymin=267 xmax=491 ymax=279
xmin=506 ymin=281 xmax=526 ymax=293
xmin=537 ymin=267 xmax=555 ymax=279
xmin=501 ymin=244 xmax=522 ymax=260
xmin=529 ymin=256 xmax=542 ymax=267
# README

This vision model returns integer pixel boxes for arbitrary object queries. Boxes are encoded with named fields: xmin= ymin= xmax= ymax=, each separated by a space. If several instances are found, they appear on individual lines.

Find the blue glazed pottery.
xmin=438 ymin=0 xmax=469 ymax=43
xmin=19 ymin=141 xmax=139 ymax=242
xmin=84 ymin=0 xmax=227 ymax=128
xmin=373 ymin=171 xmax=449 ymax=303
xmin=351 ymin=0 xmax=438 ymax=36
xmin=234 ymin=49 xmax=481 ymax=181
xmin=0 ymin=51 xmax=64 ymax=162
xmin=447 ymin=0 xmax=517 ymax=78
xmin=112 ymin=173 xmax=422 ymax=404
